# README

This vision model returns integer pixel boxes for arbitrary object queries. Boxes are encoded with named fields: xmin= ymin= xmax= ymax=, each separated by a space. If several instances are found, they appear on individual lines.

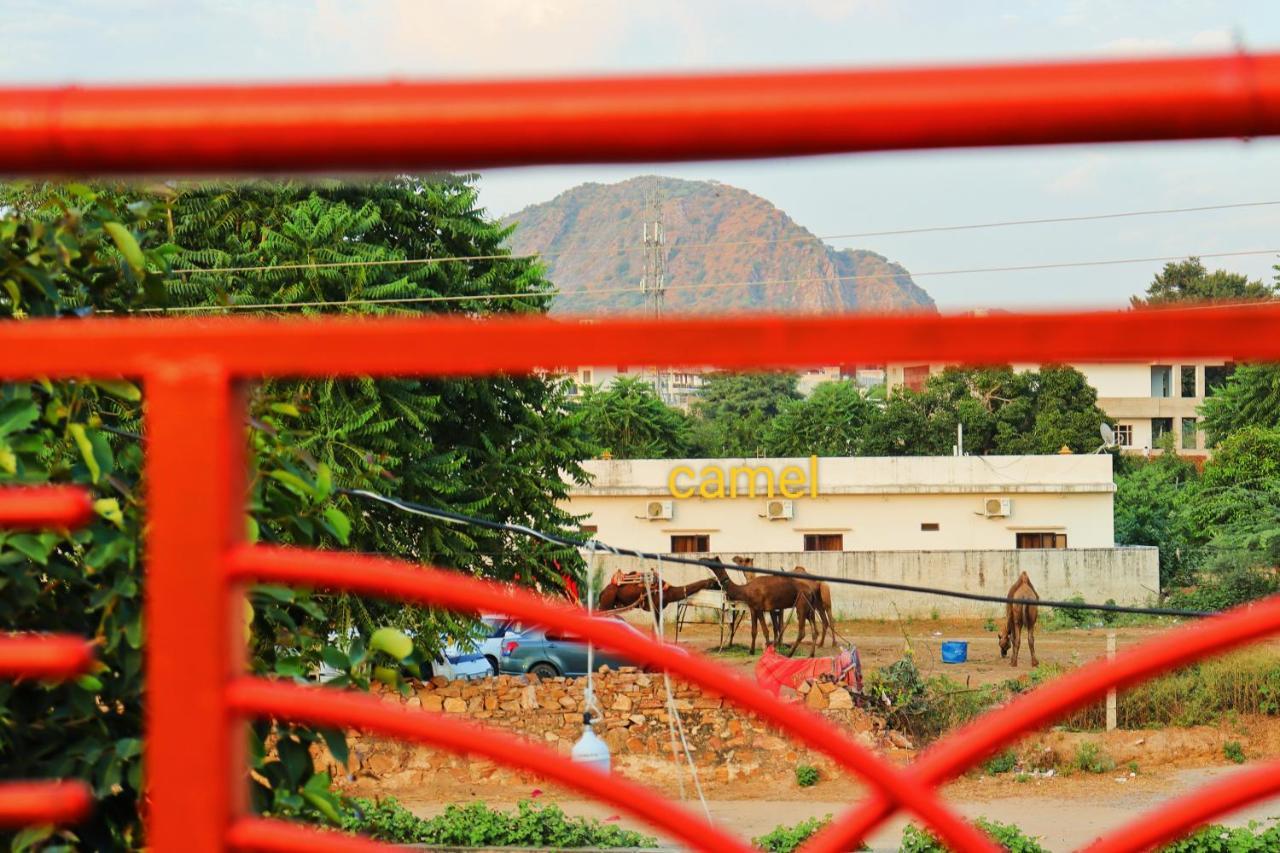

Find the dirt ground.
xmin=393 ymin=619 xmax=1280 ymax=850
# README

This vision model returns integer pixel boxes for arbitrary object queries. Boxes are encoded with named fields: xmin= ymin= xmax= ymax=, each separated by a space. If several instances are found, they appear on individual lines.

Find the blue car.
xmin=498 ymin=618 xmax=684 ymax=678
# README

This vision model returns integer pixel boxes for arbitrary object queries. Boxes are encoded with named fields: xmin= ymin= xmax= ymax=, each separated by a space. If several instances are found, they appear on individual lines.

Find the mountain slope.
xmin=502 ymin=176 xmax=935 ymax=315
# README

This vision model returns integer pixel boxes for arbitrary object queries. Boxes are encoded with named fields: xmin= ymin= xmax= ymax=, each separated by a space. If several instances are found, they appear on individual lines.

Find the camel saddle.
xmin=608 ymin=569 xmax=671 ymax=595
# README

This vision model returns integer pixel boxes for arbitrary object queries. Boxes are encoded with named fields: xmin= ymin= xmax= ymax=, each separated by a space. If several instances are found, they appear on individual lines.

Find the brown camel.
xmin=710 ymin=562 xmax=808 ymax=655
xmin=732 ymin=556 xmax=827 ymax=656
xmin=597 ymin=571 xmax=718 ymax=614
xmin=999 ymin=571 xmax=1040 ymax=668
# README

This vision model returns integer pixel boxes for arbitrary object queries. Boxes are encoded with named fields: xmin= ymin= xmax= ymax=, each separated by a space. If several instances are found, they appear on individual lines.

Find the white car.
xmin=315 ymin=628 xmax=493 ymax=683
xmin=479 ymin=614 xmax=521 ymax=674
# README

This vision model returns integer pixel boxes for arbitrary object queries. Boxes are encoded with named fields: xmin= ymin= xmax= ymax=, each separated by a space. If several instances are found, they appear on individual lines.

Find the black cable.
xmin=339 ymin=487 xmax=1214 ymax=619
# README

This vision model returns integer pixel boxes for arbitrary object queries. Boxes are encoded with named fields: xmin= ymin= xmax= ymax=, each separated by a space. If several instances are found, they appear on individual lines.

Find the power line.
xmin=168 ymin=198 xmax=1280 ymax=275
xmin=339 ymin=488 xmax=1214 ymax=619
xmin=128 ymin=247 xmax=1280 ymax=314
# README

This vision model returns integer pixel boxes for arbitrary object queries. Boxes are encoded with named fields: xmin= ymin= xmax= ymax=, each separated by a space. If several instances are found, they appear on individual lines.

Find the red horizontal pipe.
xmin=805 ymin=594 xmax=1280 ymax=853
xmin=1081 ymin=759 xmax=1280 ymax=853
xmin=0 ymin=635 xmax=96 ymax=679
xmin=228 ymin=818 xmax=387 ymax=853
xmin=228 ymin=679 xmax=753 ymax=853
xmin=1 ymin=53 xmax=1278 ymax=174
xmin=0 ymin=781 xmax=93 ymax=828
xmin=228 ymin=545 xmax=996 ymax=853
xmin=1 ymin=305 xmax=1280 ymax=381
xmin=0 ymin=486 xmax=94 ymax=529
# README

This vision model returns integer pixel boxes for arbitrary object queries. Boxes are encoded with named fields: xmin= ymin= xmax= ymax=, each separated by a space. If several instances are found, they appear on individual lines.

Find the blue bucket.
xmin=940 ymin=641 xmax=968 ymax=664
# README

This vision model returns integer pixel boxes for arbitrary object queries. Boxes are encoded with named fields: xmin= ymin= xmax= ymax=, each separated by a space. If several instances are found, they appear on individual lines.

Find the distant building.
xmin=885 ymin=361 xmax=1234 ymax=457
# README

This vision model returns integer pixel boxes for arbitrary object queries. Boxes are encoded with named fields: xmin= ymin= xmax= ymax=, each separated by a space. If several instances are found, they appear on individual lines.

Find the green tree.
xmin=1200 ymin=364 xmax=1280 ymax=446
xmin=764 ymin=380 xmax=878 ymax=456
xmin=1130 ymin=257 xmax=1276 ymax=308
xmin=688 ymin=372 xmax=800 ymax=456
xmin=576 ymin=377 xmax=690 ymax=457
xmin=1113 ymin=438 xmax=1200 ymax=588
xmin=1 ymin=178 xmax=590 ymax=847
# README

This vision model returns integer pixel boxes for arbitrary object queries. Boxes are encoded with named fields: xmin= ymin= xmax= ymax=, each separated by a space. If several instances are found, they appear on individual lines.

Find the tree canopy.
xmin=1130 ymin=257 xmax=1276 ymax=308
xmin=764 ymin=380 xmax=878 ymax=456
xmin=688 ymin=372 xmax=801 ymax=456
xmin=1200 ymin=364 xmax=1280 ymax=446
xmin=577 ymin=377 xmax=690 ymax=458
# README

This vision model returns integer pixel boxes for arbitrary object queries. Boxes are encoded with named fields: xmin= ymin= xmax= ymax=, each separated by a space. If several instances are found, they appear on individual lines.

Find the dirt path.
xmin=406 ymin=767 xmax=1280 ymax=851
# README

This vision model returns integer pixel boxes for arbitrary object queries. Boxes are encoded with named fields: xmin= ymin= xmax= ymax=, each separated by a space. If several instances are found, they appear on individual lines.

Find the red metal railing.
xmin=3 ymin=51 xmax=1280 ymax=852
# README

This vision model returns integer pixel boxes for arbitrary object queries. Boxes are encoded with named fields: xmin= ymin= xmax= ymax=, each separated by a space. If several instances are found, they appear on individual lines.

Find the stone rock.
xmin=827 ymin=689 xmax=854 ymax=710
xmin=888 ymin=731 xmax=915 ymax=750
xmin=558 ymin=695 xmax=577 ymax=710
xmin=629 ymin=714 xmax=647 ymax=726
xmin=818 ymin=681 xmax=838 ymax=694
xmin=805 ymin=687 xmax=828 ymax=710
xmin=521 ymin=685 xmax=539 ymax=710
xmin=611 ymin=694 xmax=634 ymax=712
xmin=420 ymin=693 xmax=444 ymax=713
xmin=443 ymin=697 xmax=467 ymax=713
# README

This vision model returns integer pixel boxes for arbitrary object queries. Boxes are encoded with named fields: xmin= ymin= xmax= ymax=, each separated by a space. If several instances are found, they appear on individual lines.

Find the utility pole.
xmin=641 ymin=184 xmax=670 ymax=403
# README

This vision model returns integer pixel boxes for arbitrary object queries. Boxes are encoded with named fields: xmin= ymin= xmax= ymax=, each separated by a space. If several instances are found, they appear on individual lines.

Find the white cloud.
xmin=1099 ymin=36 xmax=1178 ymax=55
xmin=1189 ymin=28 xmax=1234 ymax=50
xmin=1045 ymin=154 xmax=1110 ymax=195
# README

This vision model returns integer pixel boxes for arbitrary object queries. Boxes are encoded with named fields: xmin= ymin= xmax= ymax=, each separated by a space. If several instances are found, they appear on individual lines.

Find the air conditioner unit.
xmin=984 ymin=497 xmax=1011 ymax=518
xmin=645 ymin=500 xmax=673 ymax=521
xmin=764 ymin=499 xmax=794 ymax=521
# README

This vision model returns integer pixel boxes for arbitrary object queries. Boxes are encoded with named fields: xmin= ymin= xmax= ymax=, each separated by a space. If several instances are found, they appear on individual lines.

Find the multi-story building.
xmin=885 ymin=361 xmax=1234 ymax=457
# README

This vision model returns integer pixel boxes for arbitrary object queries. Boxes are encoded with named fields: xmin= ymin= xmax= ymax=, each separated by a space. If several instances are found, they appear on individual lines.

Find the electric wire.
xmin=338 ymin=488 xmax=1216 ymax=618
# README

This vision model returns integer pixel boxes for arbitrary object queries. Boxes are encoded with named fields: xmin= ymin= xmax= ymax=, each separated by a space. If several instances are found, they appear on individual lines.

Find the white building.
xmin=885 ymin=361 xmax=1234 ymax=456
xmin=568 ymin=454 xmax=1115 ymax=554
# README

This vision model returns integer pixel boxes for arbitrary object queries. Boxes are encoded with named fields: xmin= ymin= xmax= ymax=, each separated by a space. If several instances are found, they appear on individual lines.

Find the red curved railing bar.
xmin=0 ymin=781 xmax=93 ymax=828
xmin=228 ymin=818 xmax=386 ymax=852
xmin=0 ymin=486 xmax=94 ymax=529
xmin=228 ymin=544 xmax=998 ymax=853
xmin=3 ymin=307 xmax=1280 ymax=382
xmin=0 ymin=635 xmax=96 ymax=679
xmin=1 ymin=53 xmax=1279 ymax=174
xmin=227 ymin=679 xmax=753 ymax=853
xmin=806 ymin=595 xmax=1280 ymax=852
xmin=1081 ymin=758 xmax=1280 ymax=853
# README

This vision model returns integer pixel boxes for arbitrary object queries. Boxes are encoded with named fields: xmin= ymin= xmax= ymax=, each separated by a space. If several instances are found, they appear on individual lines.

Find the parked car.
xmin=315 ymin=629 xmax=493 ymax=683
xmin=498 ymin=617 xmax=683 ymax=678
xmin=479 ymin=614 xmax=520 ymax=674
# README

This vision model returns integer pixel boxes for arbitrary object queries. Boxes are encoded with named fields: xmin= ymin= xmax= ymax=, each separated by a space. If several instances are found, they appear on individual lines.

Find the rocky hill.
xmin=502 ymin=176 xmax=935 ymax=315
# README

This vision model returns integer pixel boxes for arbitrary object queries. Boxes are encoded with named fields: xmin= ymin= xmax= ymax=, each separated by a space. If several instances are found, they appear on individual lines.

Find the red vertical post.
xmin=143 ymin=362 xmax=246 ymax=852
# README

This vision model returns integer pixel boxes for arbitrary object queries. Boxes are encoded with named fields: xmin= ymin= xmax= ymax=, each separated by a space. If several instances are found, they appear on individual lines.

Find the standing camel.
xmin=597 ymin=570 xmax=719 ymax=614
xmin=999 ymin=571 xmax=1040 ymax=667
xmin=732 ymin=558 xmax=836 ymax=657
xmin=709 ymin=562 xmax=808 ymax=655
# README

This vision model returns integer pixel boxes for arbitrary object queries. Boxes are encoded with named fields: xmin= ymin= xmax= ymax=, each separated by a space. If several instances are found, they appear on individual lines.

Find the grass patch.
xmin=982 ymin=750 xmax=1017 ymax=775
xmin=902 ymin=818 xmax=1046 ymax=852
xmin=706 ymin=643 xmax=758 ymax=658
xmin=794 ymin=764 xmax=819 ymax=787
xmin=1074 ymin=741 xmax=1115 ymax=774
xmin=1224 ymin=741 xmax=1246 ymax=764
xmin=754 ymin=815 xmax=861 ymax=852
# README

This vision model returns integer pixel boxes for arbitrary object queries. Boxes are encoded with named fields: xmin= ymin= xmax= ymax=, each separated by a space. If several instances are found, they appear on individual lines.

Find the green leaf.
xmin=302 ymin=772 xmax=343 ymax=824
xmin=0 ymin=440 xmax=15 ymax=475
xmin=322 ymin=506 xmax=350 ymax=545
xmin=318 ymin=728 xmax=350 ymax=767
xmin=91 ymin=379 xmax=142 ymax=402
xmin=269 ymin=402 xmax=301 ymax=417
xmin=115 ymin=737 xmax=142 ymax=760
xmin=369 ymin=627 xmax=413 ymax=661
xmin=93 ymin=498 xmax=125 ymax=530
xmin=103 ymin=222 xmax=146 ymax=275
xmin=76 ymin=675 xmax=104 ymax=692
xmin=314 ymin=463 xmax=332 ymax=499
xmin=7 ymin=533 xmax=53 ymax=566
xmin=245 ymin=515 xmax=260 ymax=545
xmin=267 ymin=469 xmax=313 ymax=500
xmin=321 ymin=646 xmax=349 ymax=672
xmin=68 ymin=423 xmax=101 ymax=483
xmin=0 ymin=398 xmax=39 ymax=436
xmin=372 ymin=666 xmax=398 ymax=686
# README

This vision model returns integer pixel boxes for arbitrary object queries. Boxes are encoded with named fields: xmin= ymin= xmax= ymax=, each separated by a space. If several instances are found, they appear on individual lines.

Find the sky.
xmin=4 ymin=1 xmax=1280 ymax=310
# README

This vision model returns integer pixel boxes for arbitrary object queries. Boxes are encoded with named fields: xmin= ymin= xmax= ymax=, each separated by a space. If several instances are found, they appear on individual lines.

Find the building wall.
xmin=570 ymin=455 xmax=1115 ymax=553
xmin=597 ymin=548 xmax=1159 ymax=619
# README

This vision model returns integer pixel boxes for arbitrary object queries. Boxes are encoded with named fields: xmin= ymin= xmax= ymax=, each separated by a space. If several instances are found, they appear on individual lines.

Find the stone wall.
xmin=325 ymin=668 xmax=896 ymax=798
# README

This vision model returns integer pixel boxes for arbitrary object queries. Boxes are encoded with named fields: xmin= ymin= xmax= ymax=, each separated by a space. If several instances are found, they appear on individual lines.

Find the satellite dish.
xmin=1100 ymin=423 xmax=1115 ymax=447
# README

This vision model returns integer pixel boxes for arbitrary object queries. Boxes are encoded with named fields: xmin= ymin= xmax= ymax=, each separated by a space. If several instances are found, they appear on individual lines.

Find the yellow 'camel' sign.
xmin=667 ymin=456 xmax=818 ymax=499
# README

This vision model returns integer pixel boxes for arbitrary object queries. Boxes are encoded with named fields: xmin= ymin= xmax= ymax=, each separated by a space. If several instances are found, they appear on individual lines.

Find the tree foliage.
xmin=576 ymin=377 xmax=690 ymax=458
xmin=1113 ymin=439 xmax=1200 ymax=587
xmin=1200 ymin=364 xmax=1280 ymax=446
xmin=688 ymin=372 xmax=800 ymax=456
xmin=1130 ymin=257 xmax=1276 ymax=308
xmin=764 ymin=380 xmax=877 ymax=456
xmin=0 ymin=178 xmax=589 ymax=848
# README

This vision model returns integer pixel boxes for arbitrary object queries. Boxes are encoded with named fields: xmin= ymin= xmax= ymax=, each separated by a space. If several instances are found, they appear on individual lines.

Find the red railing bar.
xmin=1081 ymin=759 xmax=1280 ymax=853
xmin=806 ymin=594 xmax=1280 ymax=853
xmin=228 ymin=818 xmax=387 ymax=852
xmin=227 ymin=545 xmax=998 ymax=853
xmin=227 ymin=679 xmax=754 ymax=853
xmin=1 ymin=53 xmax=1279 ymax=174
xmin=0 ymin=781 xmax=93 ymax=828
xmin=3 ymin=306 xmax=1280 ymax=381
xmin=0 ymin=486 xmax=94 ymax=529
xmin=0 ymin=635 xmax=95 ymax=679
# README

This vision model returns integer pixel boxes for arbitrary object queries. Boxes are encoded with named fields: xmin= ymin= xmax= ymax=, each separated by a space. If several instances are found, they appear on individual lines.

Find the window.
xmin=920 ymin=523 xmax=940 ymax=532
xmin=1016 ymin=532 xmax=1067 ymax=549
xmin=1113 ymin=424 xmax=1133 ymax=447
xmin=803 ymin=534 xmax=844 ymax=551
xmin=1151 ymin=417 xmax=1173 ymax=444
xmin=1205 ymin=363 xmax=1235 ymax=397
xmin=579 ymin=368 xmax=594 ymax=385
xmin=581 ymin=524 xmax=598 ymax=536
xmin=1150 ymin=365 xmax=1172 ymax=398
xmin=1181 ymin=418 xmax=1198 ymax=451
xmin=903 ymin=365 xmax=931 ymax=393
xmin=1180 ymin=366 xmax=1197 ymax=398
xmin=670 ymin=534 xmax=709 ymax=553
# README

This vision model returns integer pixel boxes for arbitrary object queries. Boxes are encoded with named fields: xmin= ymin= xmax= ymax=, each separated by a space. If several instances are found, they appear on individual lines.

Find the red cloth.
xmin=754 ymin=645 xmax=862 ymax=698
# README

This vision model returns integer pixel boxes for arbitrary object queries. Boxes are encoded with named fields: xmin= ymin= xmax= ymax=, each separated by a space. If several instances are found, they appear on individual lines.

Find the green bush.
xmin=1160 ymin=820 xmax=1280 ymax=852
xmin=1167 ymin=566 xmax=1280 ymax=612
xmin=1223 ymin=741 xmax=1246 ymax=764
xmin=902 ymin=818 xmax=1046 ymax=852
xmin=754 ymin=816 xmax=860 ymax=853
xmin=1074 ymin=742 xmax=1116 ymax=774
xmin=794 ymin=764 xmax=819 ymax=787
xmin=982 ymin=750 xmax=1017 ymax=775
xmin=339 ymin=799 xmax=657 ymax=848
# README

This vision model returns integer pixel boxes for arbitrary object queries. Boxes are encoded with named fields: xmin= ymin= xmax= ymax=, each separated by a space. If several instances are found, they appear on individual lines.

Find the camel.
xmin=999 ymin=571 xmax=1040 ymax=668
xmin=596 ymin=570 xmax=718 ymax=614
xmin=709 ymin=561 xmax=809 ymax=655
xmin=732 ymin=558 xmax=836 ymax=657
